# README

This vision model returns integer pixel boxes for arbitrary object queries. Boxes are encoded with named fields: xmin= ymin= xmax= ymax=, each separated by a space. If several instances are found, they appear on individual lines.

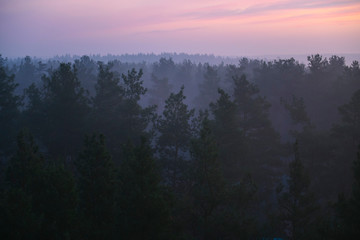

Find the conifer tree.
xmin=211 ymin=75 xmax=281 ymax=185
xmin=41 ymin=63 xmax=90 ymax=157
xmin=1 ymin=130 xmax=77 ymax=239
xmin=156 ymin=86 xmax=195 ymax=190
xmin=148 ymin=74 xmax=172 ymax=111
xmin=92 ymin=64 xmax=155 ymax=159
xmin=281 ymin=94 xmax=311 ymax=132
xmin=232 ymin=75 xmax=280 ymax=172
xmin=74 ymin=55 xmax=98 ymax=95
xmin=75 ymin=134 xmax=116 ymax=239
xmin=332 ymin=89 xmax=360 ymax=195
xmin=190 ymin=115 xmax=226 ymax=239
xmin=92 ymin=62 xmax=124 ymax=153
xmin=119 ymin=138 xmax=171 ymax=240
xmin=120 ymin=68 xmax=155 ymax=144
xmin=15 ymin=56 xmax=39 ymax=94
xmin=23 ymin=83 xmax=44 ymax=135
xmin=210 ymin=88 xmax=242 ymax=182
xmin=0 ymin=55 xmax=22 ymax=156
xmin=337 ymin=89 xmax=360 ymax=145
xmin=334 ymin=145 xmax=360 ymax=239
xmin=196 ymin=64 xmax=221 ymax=109
xmin=0 ymin=130 xmax=44 ymax=239
xmin=277 ymin=140 xmax=318 ymax=240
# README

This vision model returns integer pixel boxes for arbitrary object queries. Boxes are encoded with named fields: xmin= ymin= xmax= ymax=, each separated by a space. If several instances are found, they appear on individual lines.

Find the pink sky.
xmin=0 ymin=0 xmax=359 ymax=57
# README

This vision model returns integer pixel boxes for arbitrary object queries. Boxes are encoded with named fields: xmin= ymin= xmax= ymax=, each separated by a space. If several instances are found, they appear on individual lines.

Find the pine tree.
xmin=75 ymin=134 xmax=116 ymax=239
xmin=148 ymin=74 xmax=172 ymax=111
xmin=156 ymin=86 xmax=195 ymax=191
xmin=334 ymin=145 xmax=360 ymax=239
xmin=120 ymin=68 xmax=155 ymax=144
xmin=332 ymin=89 xmax=360 ymax=196
xmin=0 ymin=55 xmax=22 ymax=156
xmin=210 ymin=88 xmax=242 ymax=182
xmin=15 ymin=56 xmax=39 ymax=94
xmin=74 ymin=55 xmax=98 ymax=96
xmin=92 ymin=64 xmax=155 ymax=159
xmin=92 ymin=62 xmax=124 ymax=153
xmin=281 ymin=94 xmax=311 ymax=132
xmin=210 ymin=75 xmax=281 ymax=185
xmin=122 ymin=68 xmax=146 ymax=102
xmin=23 ymin=83 xmax=44 ymax=135
xmin=39 ymin=160 xmax=78 ymax=239
xmin=41 ymin=63 xmax=90 ymax=157
xmin=232 ymin=75 xmax=280 ymax=169
xmin=346 ymin=144 xmax=360 ymax=238
xmin=277 ymin=140 xmax=318 ymax=240
xmin=0 ymin=130 xmax=78 ymax=239
xmin=0 ymin=130 xmax=44 ymax=239
xmin=336 ymin=89 xmax=360 ymax=145
xmin=5 ymin=130 xmax=45 ymax=194
xmin=119 ymin=138 xmax=171 ymax=240
xmin=196 ymin=64 xmax=221 ymax=109
xmin=190 ymin=115 xmax=226 ymax=239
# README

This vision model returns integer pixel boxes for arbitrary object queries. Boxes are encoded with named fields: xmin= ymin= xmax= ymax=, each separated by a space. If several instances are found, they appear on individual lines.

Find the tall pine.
xmin=75 ymin=134 xmax=116 ymax=239
xmin=156 ymin=86 xmax=195 ymax=191
xmin=119 ymin=138 xmax=171 ymax=240
xmin=277 ymin=140 xmax=318 ymax=240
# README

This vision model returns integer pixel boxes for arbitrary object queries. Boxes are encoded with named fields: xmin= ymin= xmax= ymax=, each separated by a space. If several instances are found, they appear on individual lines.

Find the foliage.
xmin=196 ymin=64 xmax=221 ymax=109
xmin=1 ymin=53 xmax=360 ymax=239
xmin=40 ymin=63 xmax=90 ymax=157
xmin=211 ymin=74 xmax=281 ymax=185
xmin=333 ymin=145 xmax=360 ymax=239
xmin=0 ymin=130 xmax=77 ymax=239
xmin=75 ymin=133 xmax=117 ymax=239
xmin=277 ymin=140 xmax=318 ymax=240
xmin=189 ymin=116 xmax=226 ymax=238
xmin=281 ymin=94 xmax=310 ymax=128
xmin=0 ymin=55 xmax=22 ymax=155
xmin=119 ymin=138 xmax=171 ymax=240
xmin=336 ymin=89 xmax=360 ymax=145
xmin=148 ymin=74 xmax=172 ymax=111
xmin=210 ymin=88 xmax=243 ymax=182
xmin=156 ymin=86 xmax=195 ymax=190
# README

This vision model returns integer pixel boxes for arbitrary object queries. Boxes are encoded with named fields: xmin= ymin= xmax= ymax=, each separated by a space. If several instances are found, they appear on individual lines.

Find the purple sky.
xmin=1 ymin=0 xmax=359 ymax=58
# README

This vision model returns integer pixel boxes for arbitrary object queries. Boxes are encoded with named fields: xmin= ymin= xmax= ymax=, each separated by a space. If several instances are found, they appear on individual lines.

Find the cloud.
xmin=178 ymin=0 xmax=360 ymax=21
xmin=0 ymin=0 xmax=359 ymax=57
xmin=145 ymin=27 xmax=204 ymax=34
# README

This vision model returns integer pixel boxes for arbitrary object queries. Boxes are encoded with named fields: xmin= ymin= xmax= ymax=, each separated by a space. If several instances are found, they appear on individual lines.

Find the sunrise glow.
xmin=0 ymin=0 xmax=359 ymax=57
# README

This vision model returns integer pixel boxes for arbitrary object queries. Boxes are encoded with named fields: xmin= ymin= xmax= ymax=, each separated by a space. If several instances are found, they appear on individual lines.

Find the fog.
xmin=1 ymin=53 xmax=360 ymax=239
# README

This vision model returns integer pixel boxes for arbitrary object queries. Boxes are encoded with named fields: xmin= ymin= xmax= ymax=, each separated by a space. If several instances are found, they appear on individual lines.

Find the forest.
xmin=0 ymin=53 xmax=360 ymax=239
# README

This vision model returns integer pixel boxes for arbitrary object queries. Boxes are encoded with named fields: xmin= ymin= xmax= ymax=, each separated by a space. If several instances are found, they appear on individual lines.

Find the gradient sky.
xmin=1 ymin=0 xmax=359 ymax=58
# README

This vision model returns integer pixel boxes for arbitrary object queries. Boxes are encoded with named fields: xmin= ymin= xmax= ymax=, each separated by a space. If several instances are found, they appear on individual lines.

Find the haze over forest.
xmin=1 ymin=0 xmax=360 ymax=239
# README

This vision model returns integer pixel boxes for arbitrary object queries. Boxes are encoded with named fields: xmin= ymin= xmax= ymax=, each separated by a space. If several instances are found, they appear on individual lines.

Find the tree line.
xmin=0 ymin=53 xmax=360 ymax=239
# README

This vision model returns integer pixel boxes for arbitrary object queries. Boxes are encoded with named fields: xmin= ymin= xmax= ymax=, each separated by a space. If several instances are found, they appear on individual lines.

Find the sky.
xmin=0 ymin=0 xmax=359 ymax=58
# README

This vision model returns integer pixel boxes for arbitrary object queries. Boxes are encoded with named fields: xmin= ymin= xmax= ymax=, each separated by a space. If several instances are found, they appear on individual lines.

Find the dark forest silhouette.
xmin=1 ymin=53 xmax=360 ymax=239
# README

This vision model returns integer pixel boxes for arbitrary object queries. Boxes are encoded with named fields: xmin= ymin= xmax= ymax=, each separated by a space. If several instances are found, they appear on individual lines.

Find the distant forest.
xmin=0 ymin=53 xmax=359 ymax=239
